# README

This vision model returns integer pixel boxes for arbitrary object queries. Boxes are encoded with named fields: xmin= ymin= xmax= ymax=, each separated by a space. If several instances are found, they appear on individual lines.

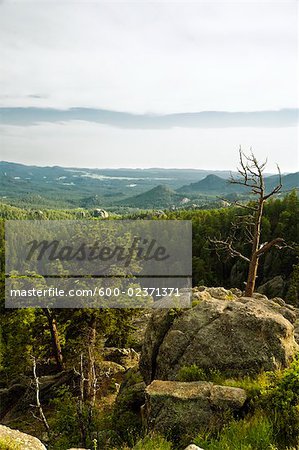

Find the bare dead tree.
xmin=85 ymin=315 xmax=97 ymax=403
xmin=211 ymin=148 xmax=287 ymax=297
xmin=75 ymin=354 xmax=88 ymax=447
xmin=42 ymin=308 xmax=64 ymax=371
xmin=31 ymin=356 xmax=50 ymax=433
xmin=74 ymin=351 xmax=98 ymax=447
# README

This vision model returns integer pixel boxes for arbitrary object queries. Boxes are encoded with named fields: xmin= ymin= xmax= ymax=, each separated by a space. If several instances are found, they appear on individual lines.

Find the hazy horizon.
xmin=1 ymin=159 xmax=293 ymax=176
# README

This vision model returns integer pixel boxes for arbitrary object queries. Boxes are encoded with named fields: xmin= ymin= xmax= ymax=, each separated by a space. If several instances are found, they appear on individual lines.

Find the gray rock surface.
xmin=140 ymin=294 xmax=298 ymax=383
xmin=101 ymin=347 xmax=139 ymax=369
xmin=258 ymin=275 xmax=286 ymax=298
xmin=145 ymin=380 xmax=246 ymax=437
xmin=92 ymin=208 xmax=109 ymax=218
xmin=0 ymin=425 xmax=46 ymax=449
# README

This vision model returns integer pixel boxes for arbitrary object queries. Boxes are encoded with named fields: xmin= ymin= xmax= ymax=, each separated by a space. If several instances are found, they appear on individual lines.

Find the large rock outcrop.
xmin=0 ymin=425 xmax=46 ymax=449
xmin=258 ymin=275 xmax=286 ymax=299
xmin=145 ymin=380 xmax=246 ymax=438
xmin=92 ymin=208 xmax=109 ymax=218
xmin=140 ymin=293 xmax=298 ymax=383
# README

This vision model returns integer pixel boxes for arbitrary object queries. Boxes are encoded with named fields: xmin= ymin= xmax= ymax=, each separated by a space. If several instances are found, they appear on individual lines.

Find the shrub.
xmin=223 ymin=372 xmax=269 ymax=408
xmin=131 ymin=434 xmax=172 ymax=450
xmin=176 ymin=364 xmax=223 ymax=384
xmin=261 ymin=357 xmax=299 ymax=447
xmin=194 ymin=413 xmax=275 ymax=450
xmin=48 ymin=386 xmax=81 ymax=449
xmin=48 ymin=385 xmax=103 ymax=450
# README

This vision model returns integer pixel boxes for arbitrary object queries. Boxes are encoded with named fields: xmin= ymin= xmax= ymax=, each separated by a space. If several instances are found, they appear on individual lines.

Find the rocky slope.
xmin=0 ymin=425 xmax=46 ymax=450
xmin=140 ymin=288 xmax=298 ymax=383
xmin=117 ymin=287 xmax=299 ymax=441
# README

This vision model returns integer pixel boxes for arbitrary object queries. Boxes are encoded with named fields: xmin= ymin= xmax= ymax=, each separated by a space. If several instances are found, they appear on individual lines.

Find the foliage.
xmin=261 ymin=357 xmax=299 ymax=447
xmin=0 ymin=308 xmax=38 ymax=377
xmin=48 ymin=386 xmax=82 ymax=449
xmin=48 ymin=385 xmax=103 ymax=450
xmin=169 ymin=191 xmax=299 ymax=289
xmin=0 ymin=193 xmax=298 ymax=449
xmin=286 ymin=261 xmax=299 ymax=306
xmin=223 ymin=372 xmax=269 ymax=408
xmin=176 ymin=364 xmax=223 ymax=384
xmin=130 ymin=434 xmax=172 ymax=450
xmin=194 ymin=413 xmax=275 ymax=450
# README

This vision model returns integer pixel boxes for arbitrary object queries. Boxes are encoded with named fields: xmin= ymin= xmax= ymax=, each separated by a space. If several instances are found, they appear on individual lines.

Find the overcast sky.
xmin=0 ymin=0 xmax=298 ymax=171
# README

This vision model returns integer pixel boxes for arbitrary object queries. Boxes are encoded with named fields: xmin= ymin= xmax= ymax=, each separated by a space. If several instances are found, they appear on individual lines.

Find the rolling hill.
xmin=119 ymin=185 xmax=184 ymax=208
xmin=177 ymin=174 xmax=244 ymax=194
xmin=178 ymin=172 xmax=299 ymax=196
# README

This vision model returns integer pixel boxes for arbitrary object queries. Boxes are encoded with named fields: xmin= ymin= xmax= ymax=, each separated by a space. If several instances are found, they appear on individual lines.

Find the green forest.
xmin=0 ymin=189 xmax=298 ymax=449
xmin=1 ymin=0 xmax=298 ymax=447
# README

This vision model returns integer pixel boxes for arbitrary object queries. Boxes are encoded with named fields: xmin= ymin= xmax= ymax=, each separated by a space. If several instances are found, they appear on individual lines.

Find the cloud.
xmin=0 ymin=121 xmax=297 ymax=172
xmin=0 ymin=2 xmax=297 ymax=172
xmin=0 ymin=2 xmax=297 ymax=113
xmin=0 ymin=107 xmax=297 ymax=129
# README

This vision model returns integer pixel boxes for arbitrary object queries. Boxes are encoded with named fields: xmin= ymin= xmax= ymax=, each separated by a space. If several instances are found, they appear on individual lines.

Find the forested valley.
xmin=0 ymin=191 xmax=298 ymax=450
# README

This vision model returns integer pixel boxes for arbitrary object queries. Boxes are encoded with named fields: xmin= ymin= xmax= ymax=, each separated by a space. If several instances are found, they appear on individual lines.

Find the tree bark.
xmin=85 ymin=315 xmax=97 ymax=403
xmin=42 ymin=308 xmax=64 ymax=371
xmin=244 ymin=198 xmax=264 ymax=297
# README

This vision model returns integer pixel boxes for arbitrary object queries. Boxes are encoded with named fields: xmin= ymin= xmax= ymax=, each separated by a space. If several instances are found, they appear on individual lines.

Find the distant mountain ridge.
xmin=178 ymin=172 xmax=299 ymax=195
xmin=177 ymin=174 xmax=242 ymax=194
xmin=0 ymin=161 xmax=298 ymax=210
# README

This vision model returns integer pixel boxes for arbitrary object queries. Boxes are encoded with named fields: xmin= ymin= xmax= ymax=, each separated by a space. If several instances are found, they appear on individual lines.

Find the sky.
xmin=0 ymin=0 xmax=298 ymax=171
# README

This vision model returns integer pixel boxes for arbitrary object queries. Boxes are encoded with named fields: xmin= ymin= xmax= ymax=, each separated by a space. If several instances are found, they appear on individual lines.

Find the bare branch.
xmin=214 ymin=149 xmax=285 ymax=297
xmin=230 ymin=178 xmax=261 ymax=190
xmin=31 ymin=357 xmax=50 ymax=433
xmin=230 ymin=149 xmax=268 ymax=194
xmin=263 ymin=165 xmax=282 ymax=200
xmin=246 ymin=163 xmax=260 ymax=180
xmin=234 ymin=201 xmax=257 ymax=212
xmin=217 ymin=196 xmax=258 ymax=213
xmin=30 ymin=411 xmax=43 ymax=423
xmin=209 ymin=237 xmax=250 ymax=262
xmin=255 ymin=238 xmax=285 ymax=257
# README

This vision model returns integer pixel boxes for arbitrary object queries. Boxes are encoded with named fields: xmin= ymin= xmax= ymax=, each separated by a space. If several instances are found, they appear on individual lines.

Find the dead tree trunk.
xmin=85 ymin=315 xmax=97 ymax=404
xmin=77 ymin=353 xmax=88 ymax=447
xmin=31 ymin=357 xmax=50 ymax=433
xmin=75 ymin=351 xmax=98 ymax=447
xmin=245 ymin=197 xmax=264 ymax=296
xmin=211 ymin=149 xmax=285 ymax=297
xmin=42 ymin=308 xmax=64 ymax=371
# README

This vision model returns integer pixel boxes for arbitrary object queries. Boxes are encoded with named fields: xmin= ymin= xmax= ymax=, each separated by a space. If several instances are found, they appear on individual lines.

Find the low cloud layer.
xmin=0 ymin=107 xmax=297 ymax=129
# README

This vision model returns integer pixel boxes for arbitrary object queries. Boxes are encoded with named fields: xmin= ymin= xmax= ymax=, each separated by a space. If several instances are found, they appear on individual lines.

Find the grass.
xmin=120 ymin=434 xmax=172 ymax=450
xmin=222 ymin=372 xmax=270 ymax=405
xmin=194 ymin=413 xmax=276 ymax=450
xmin=176 ymin=364 xmax=224 ymax=384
